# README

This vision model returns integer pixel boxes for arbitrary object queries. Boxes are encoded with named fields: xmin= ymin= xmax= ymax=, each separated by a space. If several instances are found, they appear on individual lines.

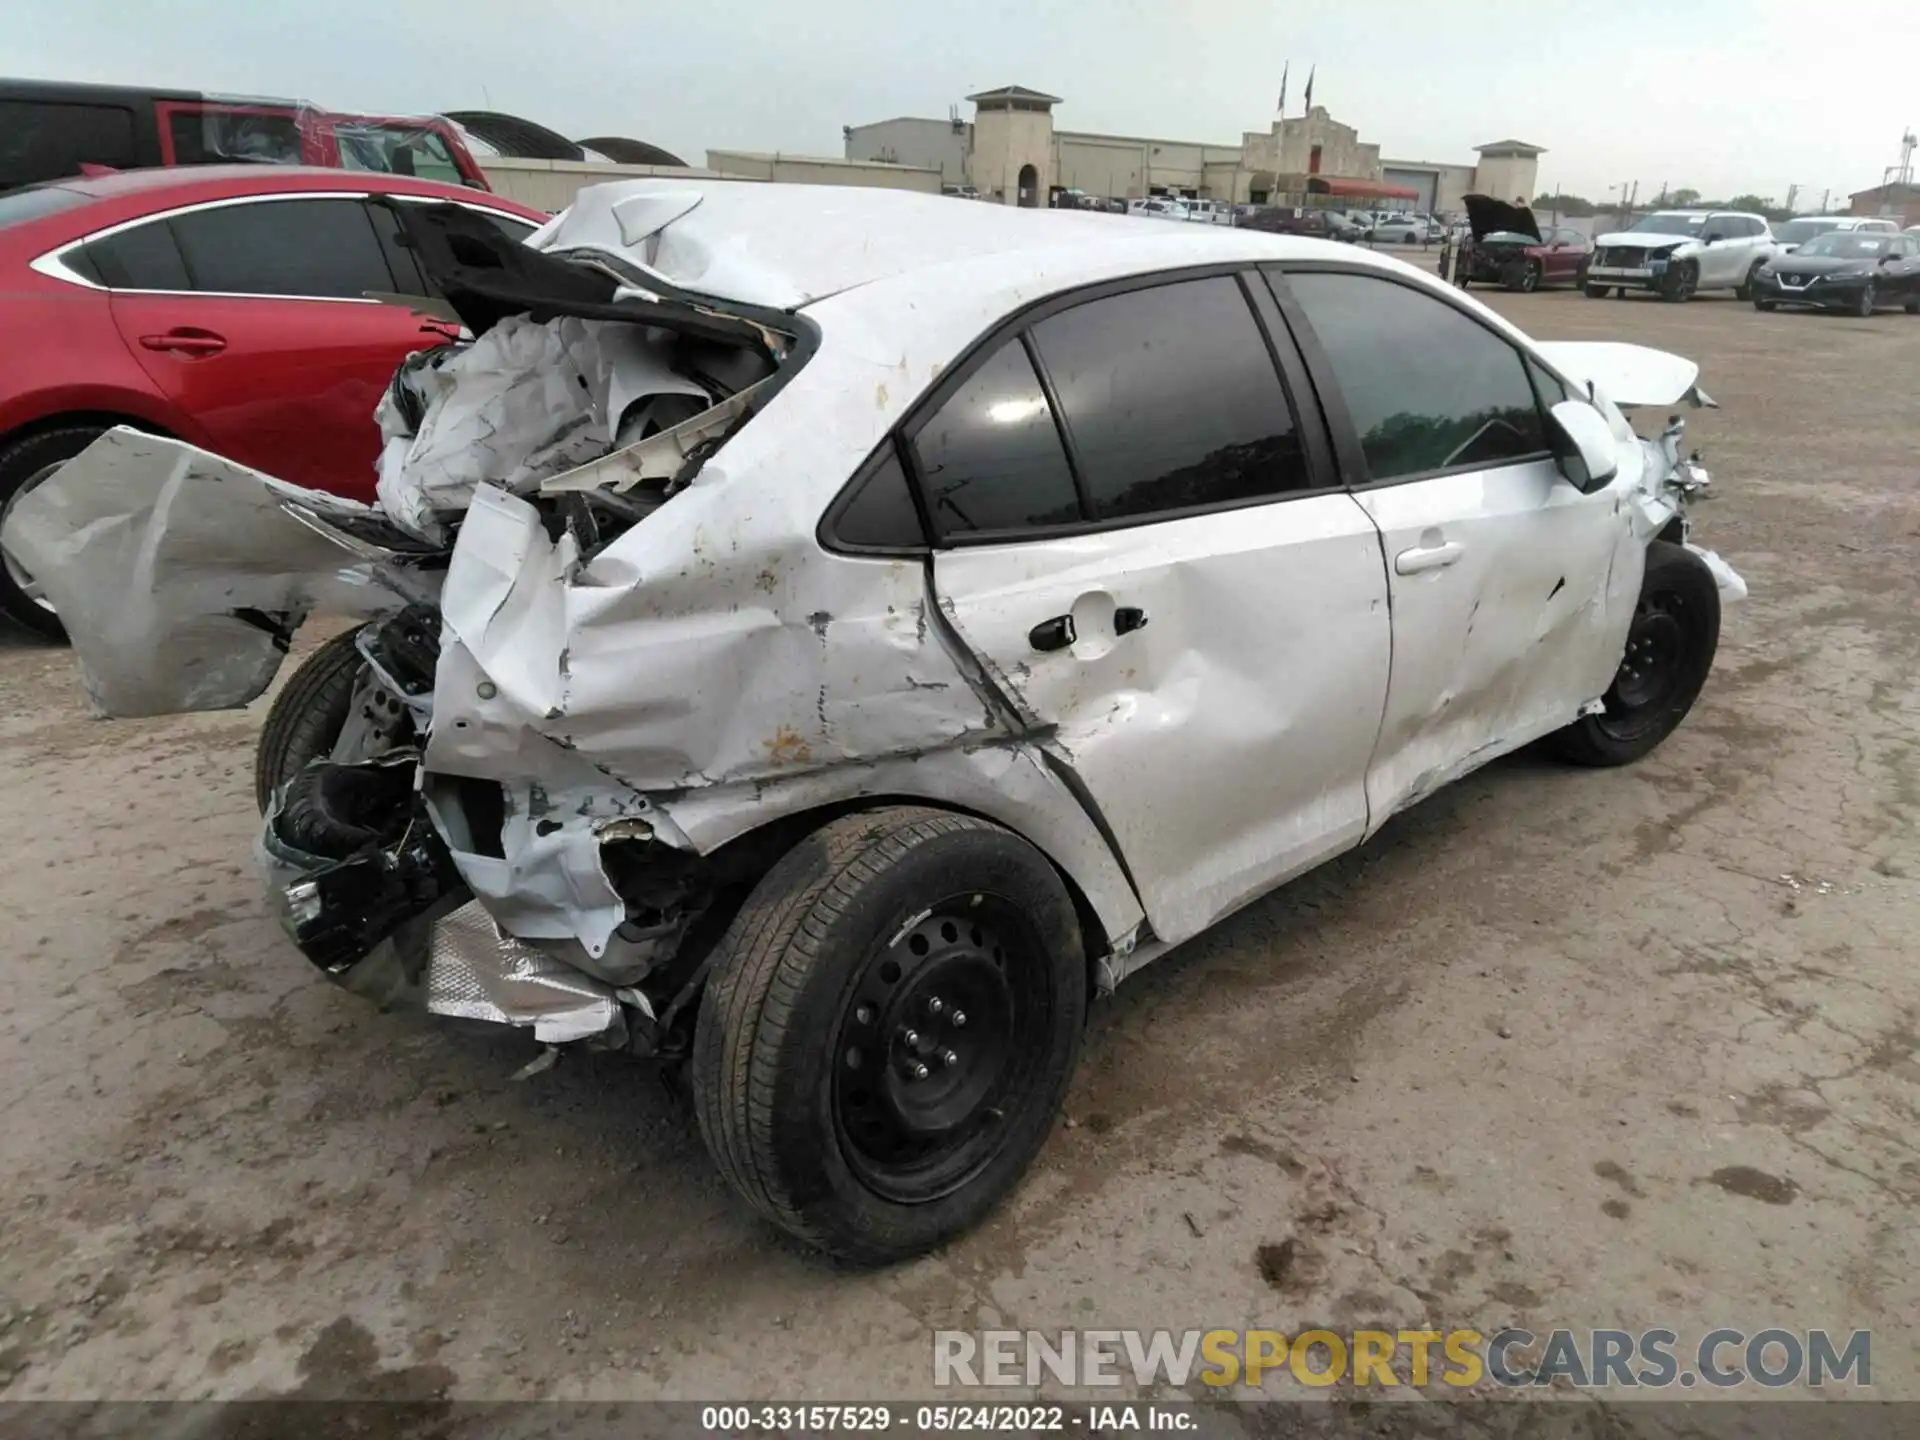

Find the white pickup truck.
xmin=1587 ymin=210 xmax=1780 ymax=302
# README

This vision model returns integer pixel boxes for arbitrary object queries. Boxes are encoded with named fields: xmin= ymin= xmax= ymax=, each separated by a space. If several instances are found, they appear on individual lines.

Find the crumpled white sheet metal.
xmin=374 ymin=317 xmax=707 ymax=543
xmin=1534 ymin=342 xmax=1715 ymax=410
xmin=425 ymin=899 xmax=624 ymax=1044
xmin=1 ymin=429 xmax=407 ymax=717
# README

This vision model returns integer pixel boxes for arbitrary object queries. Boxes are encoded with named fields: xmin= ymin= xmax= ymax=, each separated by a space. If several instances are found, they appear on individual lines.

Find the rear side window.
xmin=168 ymin=198 xmax=397 ymax=298
xmin=84 ymin=220 xmax=192 ymax=290
xmin=911 ymin=339 xmax=1082 ymax=536
xmin=0 ymin=100 xmax=137 ymax=188
xmin=1283 ymin=270 xmax=1548 ymax=481
xmin=832 ymin=447 xmax=927 ymax=550
xmin=1029 ymin=276 xmax=1311 ymax=519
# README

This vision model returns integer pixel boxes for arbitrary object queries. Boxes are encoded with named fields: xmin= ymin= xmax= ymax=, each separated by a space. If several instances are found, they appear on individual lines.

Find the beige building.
xmin=845 ymin=87 xmax=1544 ymax=211
xmin=703 ymin=150 xmax=944 ymax=193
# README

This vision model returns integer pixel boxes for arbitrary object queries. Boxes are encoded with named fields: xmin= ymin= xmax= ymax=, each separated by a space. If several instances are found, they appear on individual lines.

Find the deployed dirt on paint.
xmin=1 ymin=289 xmax=1916 ymax=1402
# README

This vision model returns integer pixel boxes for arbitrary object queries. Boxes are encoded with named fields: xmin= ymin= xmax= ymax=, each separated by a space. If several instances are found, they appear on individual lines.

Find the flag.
xmin=1277 ymin=62 xmax=1289 ymax=114
xmin=1303 ymin=64 xmax=1315 ymax=114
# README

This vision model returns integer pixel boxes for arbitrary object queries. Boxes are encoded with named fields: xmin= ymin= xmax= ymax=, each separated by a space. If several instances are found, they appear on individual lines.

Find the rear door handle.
xmin=139 ymin=329 xmax=227 ymax=356
xmin=1394 ymin=541 xmax=1463 ymax=575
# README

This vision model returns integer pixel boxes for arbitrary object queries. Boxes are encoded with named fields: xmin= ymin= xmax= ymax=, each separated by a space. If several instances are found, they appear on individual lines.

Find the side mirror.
xmin=1702 ymin=232 xmax=1725 ymax=244
xmin=1547 ymin=400 xmax=1620 ymax=493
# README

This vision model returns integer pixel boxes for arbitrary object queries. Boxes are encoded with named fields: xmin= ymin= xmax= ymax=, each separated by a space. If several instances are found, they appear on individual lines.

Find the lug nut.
xmin=901 ymin=1028 xmax=920 ymax=1047
xmin=855 ymin=1005 xmax=874 ymax=1025
xmin=941 ymin=1049 xmax=959 ymax=1068
xmin=910 ymin=1062 xmax=930 ymax=1081
xmin=927 ymin=996 xmax=945 ymax=1015
xmin=950 ymin=1010 xmax=967 ymax=1028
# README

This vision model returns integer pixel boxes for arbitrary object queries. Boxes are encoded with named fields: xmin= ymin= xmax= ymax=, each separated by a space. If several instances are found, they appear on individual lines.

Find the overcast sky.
xmin=14 ymin=0 xmax=1914 ymax=207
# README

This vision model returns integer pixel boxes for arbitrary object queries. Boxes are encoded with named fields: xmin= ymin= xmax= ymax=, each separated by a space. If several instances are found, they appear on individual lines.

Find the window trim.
xmin=891 ymin=263 xmax=1343 ymax=550
xmin=1262 ymin=261 xmax=1565 ymax=492
xmin=29 ymin=190 xmax=535 ymax=300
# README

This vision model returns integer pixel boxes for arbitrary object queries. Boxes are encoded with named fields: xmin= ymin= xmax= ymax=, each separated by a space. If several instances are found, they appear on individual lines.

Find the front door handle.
xmin=139 ymin=328 xmax=227 ymax=356
xmin=1394 ymin=541 xmax=1463 ymax=575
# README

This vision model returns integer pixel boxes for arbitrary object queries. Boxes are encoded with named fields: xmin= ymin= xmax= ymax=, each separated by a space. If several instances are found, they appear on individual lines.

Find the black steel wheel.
xmin=691 ymin=806 xmax=1085 ymax=1264
xmin=832 ymin=900 xmax=1053 ymax=1204
xmin=1544 ymin=542 xmax=1721 ymax=767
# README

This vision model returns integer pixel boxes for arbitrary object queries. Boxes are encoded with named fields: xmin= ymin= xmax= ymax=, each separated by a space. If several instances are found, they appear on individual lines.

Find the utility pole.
xmin=1819 ymin=187 xmax=1830 ymax=213
xmin=1628 ymin=179 xmax=1639 ymax=212
xmin=1784 ymin=183 xmax=1799 ymax=214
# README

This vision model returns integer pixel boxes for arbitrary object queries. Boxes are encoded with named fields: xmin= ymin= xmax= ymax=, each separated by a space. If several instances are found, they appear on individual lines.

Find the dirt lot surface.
xmin=1 ymin=284 xmax=1916 ymax=1408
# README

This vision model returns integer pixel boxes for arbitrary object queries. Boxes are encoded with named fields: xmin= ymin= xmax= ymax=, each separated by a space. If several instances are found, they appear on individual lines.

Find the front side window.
xmin=167 ymin=198 xmax=397 ymax=298
xmin=1030 ymin=276 xmax=1310 ymax=520
xmin=911 ymin=339 xmax=1081 ymax=536
xmin=1283 ymin=270 xmax=1548 ymax=481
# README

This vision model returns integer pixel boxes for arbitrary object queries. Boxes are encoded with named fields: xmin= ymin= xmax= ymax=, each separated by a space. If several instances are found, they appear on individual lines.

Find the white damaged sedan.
xmin=5 ymin=182 xmax=1744 ymax=1262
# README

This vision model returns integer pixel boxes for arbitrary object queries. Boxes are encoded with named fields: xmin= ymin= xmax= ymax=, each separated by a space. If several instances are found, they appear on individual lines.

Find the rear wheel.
xmin=691 ymin=807 xmax=1085 ymax=1264
xmin=0 ymin=425 xmax=109 ymax=641
xmin=1544 ymin=542 xmax=1720 ymax=768
xmin=253 ymin=626 xmax=368 ymax=812
xmin=1734 ymin=261 xmax=1764 ymax=301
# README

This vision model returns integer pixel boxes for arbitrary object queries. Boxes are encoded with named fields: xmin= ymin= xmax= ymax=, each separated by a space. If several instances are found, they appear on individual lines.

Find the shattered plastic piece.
xmin=512 ymin=1046 xmax=561 ymax=1081
xmin=1685 ymin=545 xmax=1748 ymax=604
xmin=1 ymin=430 xmax=414 ymax=717
xmin=425 ymin=900 xmax=625 ymax=1045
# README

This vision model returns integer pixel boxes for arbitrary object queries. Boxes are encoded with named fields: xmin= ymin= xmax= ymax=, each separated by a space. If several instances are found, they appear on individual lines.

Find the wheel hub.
xmin=833 ymin=903 xmax=1040 ymax=1202
xmin=1610 ymin=599 xmax=1687 ymax=714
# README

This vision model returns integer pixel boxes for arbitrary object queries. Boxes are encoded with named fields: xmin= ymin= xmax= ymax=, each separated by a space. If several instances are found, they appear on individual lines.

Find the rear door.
xmin=1269 ymin=266 xmax=1629 ymax=825
xmin=93 ymin=193 xmax=436 ymax=499
xmin=922 ymin=271 xmax=1392 ymax=945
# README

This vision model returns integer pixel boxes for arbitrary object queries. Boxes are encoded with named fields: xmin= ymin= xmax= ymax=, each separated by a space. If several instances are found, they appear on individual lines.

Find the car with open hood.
xmin=1587 ymin=209 xmax=1779 ymax=301
xmin=4 ymin=182 xmax=1746 ymax=1264
xmin=1452 ymin=194 xmax=1593 ymax=292
xmin=1749 ymin=229 xmax=1920 ymax=315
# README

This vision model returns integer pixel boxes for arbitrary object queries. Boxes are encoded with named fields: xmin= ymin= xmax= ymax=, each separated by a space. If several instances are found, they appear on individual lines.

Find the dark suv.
xmin=1 ymin=78 xmax=491 ymax=192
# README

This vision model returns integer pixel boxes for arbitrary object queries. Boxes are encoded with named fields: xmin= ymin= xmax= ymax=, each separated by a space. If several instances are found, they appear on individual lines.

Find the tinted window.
xmin=1527 ymin=355 xmax=1570 ymax=408
xmin=1031 ymin=276 xmax=1310 ymax=519
xmin=84 ymin=220 xmax=191 ymax=290
xmin=1285 ymin=271 xmax=1548 ymax=481
xmin=832 ymin=447 xmax=926 ymax=550
xmin=336 ymin=125 xmax=465 ymax=186
xmin=169 ymin=199 xmax=396 ymax=298
xmin=0 ymin=100 xmax=136 ymax=188
xmin=912 ymin=339 xmax=1081 ymax=536
xmin=167 ymin=108 xmax=302 ymax=165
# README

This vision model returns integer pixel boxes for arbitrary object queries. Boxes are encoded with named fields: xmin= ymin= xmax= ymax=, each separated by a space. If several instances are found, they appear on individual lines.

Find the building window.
xmin=1309 ymin=145 xmax=1323 ymax=175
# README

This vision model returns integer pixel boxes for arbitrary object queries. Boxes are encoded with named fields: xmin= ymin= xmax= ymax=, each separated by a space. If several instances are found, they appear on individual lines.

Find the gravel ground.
xmin=1 ymin=284 xmax=1915 ymax=1407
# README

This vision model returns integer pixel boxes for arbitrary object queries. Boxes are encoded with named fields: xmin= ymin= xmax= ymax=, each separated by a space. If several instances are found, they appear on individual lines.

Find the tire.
xmin=1543 ymin=542 xmax=1721 ymax=768
xmin=1584 ymin=282 xmax=1609 ymax=298
xmin=690 ymin=806 xmax=1086 ymax=1264
xmin=1658 ymin=261 xmax=1698 ymax=302
xmin=1734 ymin=261 xmax=1763 ymax=301
xmin=1753 ymin=298 xmax=1776 ymax=311
xmin=1905 ymin=296 xmax=1919 ymax=314
xmin=0 ymin=425 xmax=108 ymax=641
xmin=1506 ymin=259 xmax=1542 ymax=293
xmin=1852 ymin=282 xmax=1876 ymax=317
xmin=253 ymin=626 xmax=368 ymax=812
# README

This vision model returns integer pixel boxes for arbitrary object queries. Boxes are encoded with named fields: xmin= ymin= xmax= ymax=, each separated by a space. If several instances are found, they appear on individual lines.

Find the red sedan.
xmin=0 ymin=166 xmax=546 ymax=636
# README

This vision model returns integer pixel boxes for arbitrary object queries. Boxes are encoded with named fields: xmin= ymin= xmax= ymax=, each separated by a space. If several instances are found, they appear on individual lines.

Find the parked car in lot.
xmin=9 ymin=183 xmax=1744 ymax=1263
xmin=1749 ymin=230 xmax=1920 ymax=315
xmin=1771 ymin=214 xmax=1899 ymax=253
xmin=1368 ymin=214 xmax=1435 ymax=244
xmin=1238 ymin=206 xmax=1358 ymax=241
xmin=1126 ymin=197 xmax=1190 ymax=221
xmin=0 ymin=166 xmax=543 ymax=636
xmin=0 ymin=76 xmax=492 ymax=191
xmin=1453 ymin=194 xmax=1593 ymax=291
xmin=1587 ymin=209 xmax=1779 ymax=301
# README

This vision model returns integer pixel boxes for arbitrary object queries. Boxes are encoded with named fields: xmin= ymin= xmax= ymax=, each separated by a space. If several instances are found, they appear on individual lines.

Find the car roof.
xmin=541 ymin=179 xmax=1354 ymax=310
xmin=31 ymin=163 xmax=509 ymax=204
